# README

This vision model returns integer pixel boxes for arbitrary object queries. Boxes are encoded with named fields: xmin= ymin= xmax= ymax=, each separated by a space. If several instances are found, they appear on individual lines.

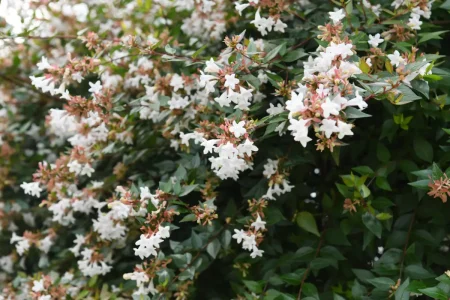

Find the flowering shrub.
xmin=1 ymin=0 xmax=450 ymax=299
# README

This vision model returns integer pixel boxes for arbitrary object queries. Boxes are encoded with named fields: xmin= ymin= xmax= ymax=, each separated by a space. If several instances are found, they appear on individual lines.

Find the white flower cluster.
xmin=180 ymin=0 xmax=227 ymax=40
xmin=67 ymin=160 xmax=95 ymax=177
xmin=387 ymin=51 xmax=432 ymax=86
xmin=77 ymin=248 xmax=112 ymax=277
xmin=284 ymin=13 xmax=365 ymax=147
xmin=123 ymin=269 xmax=157 ymax=297
xmin=250 ymin=8 xmax=287 ymax=35
xmin=200 ymin=58 xmax=256 ymax=111
xmin=362 ymin=0 xmax=381 ymax=17
xmin=49 ymin=109 xmax=109 ymax=148
xmin=10 ymin=233 xmax=30 ymax=256
xmin=392 ymin=0 xmax=432 ymax=30
xmin=200 ymin=120 xmax=258 ymax=180
xmin=134 ymin=225 xmax=171 ymax=259
xmin=20 ymin=181 xmax=43 ymax=198
xmin=232 ymin=214 xmax=266 ymax=258
xmin=262 ymin=159 xmax=294 ymax=200
xmin=48 ymin=184 xmax=101 ymax=226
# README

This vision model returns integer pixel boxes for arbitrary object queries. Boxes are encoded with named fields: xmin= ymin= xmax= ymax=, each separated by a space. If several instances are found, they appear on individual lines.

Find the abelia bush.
xmin=1 ymin=0 xmax=450 ymax=299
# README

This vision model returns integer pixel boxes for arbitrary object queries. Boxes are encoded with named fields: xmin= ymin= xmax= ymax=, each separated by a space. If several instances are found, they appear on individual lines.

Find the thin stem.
xmin=398 ymin=211 xmax=416 ymax=280
xmin=297 ymin=229 xmax=326 ymax=300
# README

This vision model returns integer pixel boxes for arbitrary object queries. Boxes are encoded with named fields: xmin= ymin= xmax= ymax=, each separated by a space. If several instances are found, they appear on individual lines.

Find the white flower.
xmin=266 ymin=103 xmax=284 ymax=115
xmin=286 ymin=91 xmax=306 ymax=118
xmin=250 ymin=8 xmax=275 ymax=36
xmin=20 ymin=182 xmax=42 ymax=198
xmin=140 ymin=187 xmax=158 ymax=207
xmin=201 ymin=139 xmax=219 ymax=154
xmin=232 ymin=229 xmax=247 ymax=244
xmin=366 ymin=58 xmax=372 ymax=67
xmin=37 ymin=57 xmax=52 ymax=70
xmin=80 ymin=164 xmax=95 ymax=177
xmin=158 ymin=225 xmax=171 ymax=239
xmin=316 ymin=84 xmax=329 ymax=98
xmin=32 ymin=279 xmax=45 ymax=292
xmin=88 ymin=81 xmax=102 ymax=94
xmin=274 ymin=19 xmax=287 ymax=33
xmin=170 ymin=74 xmax=184 ymax=91
xmin=387 ymin=50 xmax=405 ymax=67
xmin=329 ymin=9 xmax=345 ymax=24
xmin=408 ymin=14 xmax=422 ymax=30
xmin=368 ymin=33 xmax=384 ymax=48
xmin=237 ymin=139 xmax=258 ymax=156
xmin=321 ymin=98 xmax=341 ymax=118
xmin=224 ymin=74 xmax=240 ymax=90
xmin=72 ymin=72 xmax=84 ymax=83
xmin=214 ymin=91 xmax=231 ymax=107
xmin=229 ymin=120 xmax=247 ymax=138
xmin=337 ymin=120 xmax=354 ymax=139
xmin=251 ymin=214 xmax=266 ymax=231
xmin=204 ymin=58 xmax=221 ymax=73
xmin=346 ymin=91 xmax=368 ymax=110
xmin=235 ymin=3 xmax=250 ymax=16
xmin=287 ymin=118 xmax=311 ymax=147
xmin=319 ymin=119 xmax=339 ymax=138
xmin=250 ymin=247 xmax=264 ymax=258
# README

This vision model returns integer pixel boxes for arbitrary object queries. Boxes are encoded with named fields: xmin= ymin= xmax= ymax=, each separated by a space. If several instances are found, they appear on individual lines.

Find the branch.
xmin=398 ymin=211 xmax=416 ymax=280
xmin=297 ymin=229 xmax=326 ymax=300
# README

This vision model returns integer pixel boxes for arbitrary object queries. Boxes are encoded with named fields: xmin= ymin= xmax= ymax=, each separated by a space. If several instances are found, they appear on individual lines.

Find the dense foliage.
xmin=1 ymin=0 xmax=450 ymax=299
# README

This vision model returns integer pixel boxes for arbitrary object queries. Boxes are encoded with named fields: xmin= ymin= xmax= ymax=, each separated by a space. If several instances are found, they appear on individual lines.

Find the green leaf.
xmin=376 ymin=177 xmax=392 ymax=191
xmin=206 ymin=239 xmax=221 ymax=259
xmin=418 ymin=287 xmax=447 ymax=300
xmin=283 ymin=49 xmax=308 ymax=62
xmin=320 ymin=246 xmax=346 ymax=261
xmin=165 ymin=44 xmax=176 ymax=54
xmin=411 ymin=80 xmax=429 ymax=99
xmin=280 ymin=269 xmax=306 ymax=285
xmin=345 ymin=107 xmax=372 ymax=118
xmin=180 ymin=214 xmax=196 ymax=222
xmin=352 ymin=280 xmax=367 ymax=300
xmin=192 ymin=45 xmax=207 ymax=58
xmin=404 ymin=265 xmax=435 ymax=279
xmin=431 ymin=163 xmax=444 ymax=180
xmin=263 ymin=43 xmax=286 ymax=63
xmin=418 ymin=31 xmax=449 ymax=44
xmin=191 ymin=230 xmax=202 ymax=249
xmin=76 ymin=290 xmax=90 ymax=300
xmin=376 ymin=213 xmax=392 ymax=221
xmin=377 ymin=143 xmax=391 ymax=162
xmin=302 ymin=283 xmax=319 ymax=300
xmin=241 ymin=74 xmax=261 ymax=89
xmin=413 ymin=137 xmax=433 ymax=162
xmin=436 ymin=274 xmax=450 ymax=285
xmin=367 ymin=277 xmax=395 ymax=289
xmin=362 ymin=212 xmax=382 ymax=238
xmin=408 ymin=179 xmax=430 ymax=189
xmin=179 ymin=184 xmax=198 ymax=196
xmin=243 ymin=280 xmax=264 ymax=293
xmin=296 ymin=211 xmax=320 ymax=236
xmin=441 ymin=0 xmax=450 ymax=10
xmin=178 ymin=267 xmax=195 ymax=281
xmin=395 ymin=278 xmax=410 ymax=300
xmin=310 ymin=257 xmax=336 ymax=271
xmin=88 ymin=275 xmax=98 ymax=287
xmin=352 ymin=269 xmax=375 ymax=283
xmin=352 ymin=166 xmax=375 ymax=176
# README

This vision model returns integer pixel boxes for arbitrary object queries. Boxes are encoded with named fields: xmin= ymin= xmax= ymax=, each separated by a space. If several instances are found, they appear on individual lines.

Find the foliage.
xmin=0 ymin=0 xmax=450 ymax=299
